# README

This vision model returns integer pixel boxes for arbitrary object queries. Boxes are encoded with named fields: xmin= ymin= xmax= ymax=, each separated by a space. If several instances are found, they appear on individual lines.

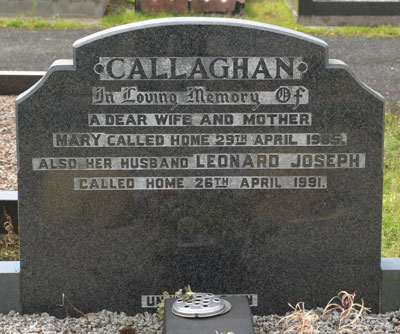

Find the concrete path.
xmin=0 ymin=29 xmax=99 ymax=71
xmin=0 ymin=28 xmax=399 ymax=101
xmin=323 ymin=36 xmax=400 ymax=103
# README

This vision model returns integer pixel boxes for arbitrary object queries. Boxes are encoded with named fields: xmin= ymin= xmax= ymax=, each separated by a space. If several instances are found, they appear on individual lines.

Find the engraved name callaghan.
xmin=94 ymin=57 xmax=309 ymax=80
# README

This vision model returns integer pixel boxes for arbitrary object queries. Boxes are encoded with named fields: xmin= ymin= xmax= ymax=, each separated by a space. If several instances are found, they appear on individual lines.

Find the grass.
xmin=0 ymin=16 xmax=88 ymax=29
xmin=0 ymin=0 xmax=400 ymax=37
xmin=382 ymin=110 xmax=400 ymax=258
xmin=0 ymin=247 xmax=19 ymax=261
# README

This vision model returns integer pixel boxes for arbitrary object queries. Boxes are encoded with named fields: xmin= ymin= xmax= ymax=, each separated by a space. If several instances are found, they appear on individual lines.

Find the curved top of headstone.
xmin=73 ymin=17 xmax=328 ymax=50
xmin=17 ymin=17 xmax=383 ymax=103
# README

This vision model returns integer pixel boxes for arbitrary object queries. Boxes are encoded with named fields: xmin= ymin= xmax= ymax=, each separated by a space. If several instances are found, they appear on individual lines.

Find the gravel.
xmin=0 ymin=310 xmax=162 ymax=334
xmin=0 ymin=308 xmax=399 ymax=333
xmin=0 ymin=95 xmax=17 ymax=191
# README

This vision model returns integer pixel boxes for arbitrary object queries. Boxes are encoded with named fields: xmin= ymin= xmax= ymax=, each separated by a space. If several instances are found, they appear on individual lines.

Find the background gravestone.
xmin=290 ymin=0 xmax=400 ymax=25
xmin=16 ymin=18 xmax=384 ymax=317
xmin=0 ymin=0 xmax=109 ymax=18
xmin=139 ymin=0 xmax=187 ymax=13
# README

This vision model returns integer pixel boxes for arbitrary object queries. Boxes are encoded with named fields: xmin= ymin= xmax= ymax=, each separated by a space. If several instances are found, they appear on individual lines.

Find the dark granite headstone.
xmin=16 ymin=18 xmax=384 ymax=317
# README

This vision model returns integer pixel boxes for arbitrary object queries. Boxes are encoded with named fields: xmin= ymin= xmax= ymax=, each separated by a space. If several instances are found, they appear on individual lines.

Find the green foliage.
xmin=156 ymin=285 xmax=192 ymax=320
xmin=0 ymin=247 xmax=19 ymax=261
xmin=0 ymin=16 xmax=87 ymax=29
xmin=101 ymin=10 xmax=184 ymax=27
xmin=382 ymin=111 xmax=400 ymax=257
xmin=32 ymin=0 xmax=38 ymax=13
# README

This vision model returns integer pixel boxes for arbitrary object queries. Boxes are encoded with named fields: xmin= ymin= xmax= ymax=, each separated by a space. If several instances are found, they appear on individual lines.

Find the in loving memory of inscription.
xmin=32 ymin=55 xmax=366 ymax=191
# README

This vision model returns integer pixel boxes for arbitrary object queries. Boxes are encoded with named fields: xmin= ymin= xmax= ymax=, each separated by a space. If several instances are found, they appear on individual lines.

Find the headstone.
xmin=16 ymin=18 xmax=384 ymax=317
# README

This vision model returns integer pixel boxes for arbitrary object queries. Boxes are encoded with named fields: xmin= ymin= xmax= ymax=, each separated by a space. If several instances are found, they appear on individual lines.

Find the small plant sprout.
xmin=322 ymin=291 xmax=371 ymax=334
xmin=277 ymin=302 xmax=319 ymax=334
xmin=156 ymin=285 xmax=193 ymax=320
xmin=181 ymin=285 xmax=194 ymax=301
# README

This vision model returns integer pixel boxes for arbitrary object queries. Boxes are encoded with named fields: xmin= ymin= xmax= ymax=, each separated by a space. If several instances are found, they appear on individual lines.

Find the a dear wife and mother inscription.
xmin=17 ymin=18 xmax=384 ymax=317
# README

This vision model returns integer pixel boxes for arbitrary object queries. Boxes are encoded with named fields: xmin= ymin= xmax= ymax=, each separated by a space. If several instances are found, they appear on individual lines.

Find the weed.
xmin=276 ymin=291 xmax=371 ymax=334
xmin=0 ymin=248 xmax=19 ymax=261
xmin=0 ymin=207 xmax=19 ymax=260
xmin=277 ymin=302 xmax=319 ymax=334
xmin=3 ymin=208 xmax=18 ymax=247
xmin=30 ymin=0 xmax=38 ymax=16
xmin=58 ymin=293 xmax=86 ymax=317
xmin=58 ymin=294 xmax=97 ymax=318
xmin=322 ymin=291 xmax=370 ymax=334
xmin=156 ymin=285 xmax=193 ymax=320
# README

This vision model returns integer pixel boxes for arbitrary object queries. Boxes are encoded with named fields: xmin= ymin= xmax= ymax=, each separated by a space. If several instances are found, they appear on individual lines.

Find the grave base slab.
xmin=381 ymin=258 xmax=400 ymax=313
xmin=0 ymin=261 xmax=20 ymax=314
